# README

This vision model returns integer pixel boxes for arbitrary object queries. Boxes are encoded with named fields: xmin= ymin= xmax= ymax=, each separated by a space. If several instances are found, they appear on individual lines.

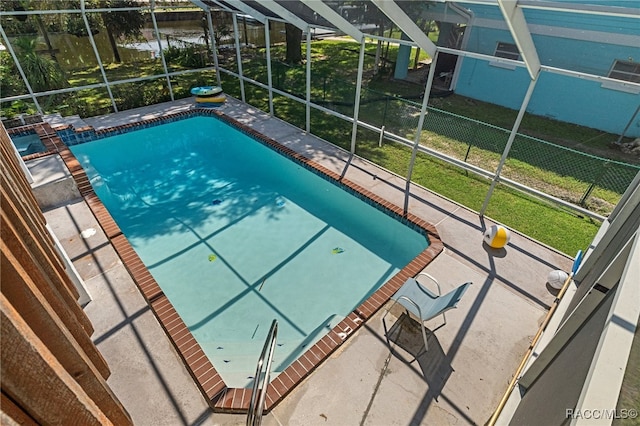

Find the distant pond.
xmin=18 ymin=18 xmax=285 ymax=71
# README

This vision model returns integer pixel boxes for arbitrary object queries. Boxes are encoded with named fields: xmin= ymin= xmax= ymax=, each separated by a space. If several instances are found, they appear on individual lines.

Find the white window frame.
xmin=490 ymin=41 xmax=520 ymax=70
xmin=607 ymin=59 xmax=640 ymax=83
xmin=602 ymin=59 xmax=640 ymax=94
xmin=494 ymin=42 xmax=521 ymax=60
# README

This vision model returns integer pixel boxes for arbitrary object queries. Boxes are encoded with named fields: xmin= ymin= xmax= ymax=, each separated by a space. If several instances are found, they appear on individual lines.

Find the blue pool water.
xmin=11 ymin=133 xmax=46 ymax=155
xmin=71 ymin=116 xmax=429 ymax=387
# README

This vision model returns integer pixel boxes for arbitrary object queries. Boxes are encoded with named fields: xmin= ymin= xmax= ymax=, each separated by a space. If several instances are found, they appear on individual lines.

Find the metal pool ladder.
xmin=247 ymin=319 xmax=278 ymax=426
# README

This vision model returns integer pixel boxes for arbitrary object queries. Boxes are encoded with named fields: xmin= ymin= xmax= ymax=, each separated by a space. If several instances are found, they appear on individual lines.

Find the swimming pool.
xmin=72 ymin=115 xmax=428 ymax=386
xmin=61 ymin=109 xmax=442 ymax=411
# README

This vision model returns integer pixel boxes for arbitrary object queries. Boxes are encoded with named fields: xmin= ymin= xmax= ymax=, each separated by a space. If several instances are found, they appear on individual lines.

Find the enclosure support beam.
xmin=573 ymin=232 xmax=640 ymax=423
xmin=519 ymin=233 xmax=638 ymax=391
xmin=617 ymin=104 xmax=640 ymax=145
xmin=260 ymin=0 xmax=308 ymax=31
xmin=80 ymin=0 xmax=118 ymax=113
xmin=480 ymin=76 xmax=538 ymax=216
xmin=0 ymin=25 xmax=42 ymax=114
xmin=574 ymin=181 xmax=640 ymax=285
xmin=371 ymin=0 xmax=437 ymax=57
xmin=300 ymin=0 xmax=364 ymax=42
xmin=404 ymin=51 xmax=440 ymax=215
xmin=265 ymin=19 xmax=274 ymax=117
xmin=222 ymin=0 xmax=268 ymax=24
xmin=231 ymin=13 xmax=246 ymax=103
xmin=205 ymin=9 xmax=222 ymax=88
xmin=151 ymin=0 xmax=174 ymax=101
xmin=497 ymin=0 xmax=541 ymax=80
xmin=349 ymin=40 xmax=367 ymax=155
xmin=306 ymin=29 xmax=312 ymax=134
xmin=188 ymin=0 xmax=210 ymax=11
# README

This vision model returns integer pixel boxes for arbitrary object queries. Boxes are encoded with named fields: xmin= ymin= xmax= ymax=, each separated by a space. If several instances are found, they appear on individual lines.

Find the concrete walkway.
xmin=37 ymin=97 xmax=570 ymax=425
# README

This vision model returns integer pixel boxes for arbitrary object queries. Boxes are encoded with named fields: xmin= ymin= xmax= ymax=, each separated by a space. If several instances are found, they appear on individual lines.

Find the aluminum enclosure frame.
xmin=2 ymin=0 xmax=637 ymax=221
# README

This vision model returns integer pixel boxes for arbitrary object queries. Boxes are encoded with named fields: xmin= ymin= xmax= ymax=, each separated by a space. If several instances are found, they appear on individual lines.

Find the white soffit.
xmin=518 ymin=0 xmax=640 ymax=19
xmin=299 ymin=0 xmax=364 ymax=41
xmin=496 ymin=0 xmax=541 ymax=80
xmin=371 ymin=0 xmax=437 ymax=58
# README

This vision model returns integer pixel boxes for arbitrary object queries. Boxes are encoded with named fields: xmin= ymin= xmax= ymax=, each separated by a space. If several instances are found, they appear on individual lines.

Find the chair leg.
xmin=383 ymin=301 xmax=430 ymax=358
xmin=420 ymin=320 xmax=429 ymax=353
xmin=381 ymin=299 xmax=400 ymax=345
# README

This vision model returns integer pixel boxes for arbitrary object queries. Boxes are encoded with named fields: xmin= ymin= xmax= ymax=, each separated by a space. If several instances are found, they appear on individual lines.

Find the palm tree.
xmin=12 ymin=36 xmax=67 ymax=92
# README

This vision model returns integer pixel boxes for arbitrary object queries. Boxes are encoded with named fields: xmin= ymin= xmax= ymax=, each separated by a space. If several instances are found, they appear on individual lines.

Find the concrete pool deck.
xmin=32 ymin=97 xmax=571 ymax=425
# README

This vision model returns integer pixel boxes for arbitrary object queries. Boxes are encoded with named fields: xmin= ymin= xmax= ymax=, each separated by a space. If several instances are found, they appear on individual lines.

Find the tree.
xmin=0 ymin=51 xmax=25 ymax=98
xmin=11 ymin=37 xmax=67 ymax=92
xmin=3 ymin=0 xmax=61 ymax=63
xmin=96 ymin=0 xmax=146 ymax=63
xmin=284 ymin=23 xmax=302 ymax=64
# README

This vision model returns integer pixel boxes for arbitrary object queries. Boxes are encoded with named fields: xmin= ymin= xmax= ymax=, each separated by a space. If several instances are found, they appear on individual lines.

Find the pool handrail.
xmin=247 ymin=319 xmax=278 ymax=426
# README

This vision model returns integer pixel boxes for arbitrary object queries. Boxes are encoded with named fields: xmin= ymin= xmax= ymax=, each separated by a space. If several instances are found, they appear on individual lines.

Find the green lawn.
xmin=218 ymin=40 xmax=639 ymax=255
xmin=304 ymin=112 xmax=601 ymax=256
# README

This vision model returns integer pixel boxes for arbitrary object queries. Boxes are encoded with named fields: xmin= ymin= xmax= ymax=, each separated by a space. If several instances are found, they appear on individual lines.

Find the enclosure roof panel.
xmin=204 ymin=0 xmax=281 ymax=19
xmin=274 ymin=0 xmax=336 ymax=28
xmin=208 ymin=0 xmax=268 ymax=23
xmin=189 ymin=0 xmax=639 ymax=81
xmin=371 ymin=0 xmax=437 ymax=57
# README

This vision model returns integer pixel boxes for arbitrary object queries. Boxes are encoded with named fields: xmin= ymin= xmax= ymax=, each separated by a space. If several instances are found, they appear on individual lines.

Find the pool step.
xmin=43 ymin=113 xmax=90 ymax=131
xmin=217 ymin=370 xmax=290 ymax=390
xmin=201 ymin=314 xmax=347 ymax=388
xmin=203 ymin=341 xmax=272 ymax=388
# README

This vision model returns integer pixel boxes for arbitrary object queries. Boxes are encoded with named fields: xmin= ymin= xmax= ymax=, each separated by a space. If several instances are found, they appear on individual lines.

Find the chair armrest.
xmin=416 ymin=272 xmax=441 ymax=297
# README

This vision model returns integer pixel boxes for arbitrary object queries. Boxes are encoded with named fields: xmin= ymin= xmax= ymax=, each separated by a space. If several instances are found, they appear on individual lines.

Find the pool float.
xmin=195 ymin=94 xmax=226 ymax=104
xmin=208 ymin=254 xmax=217 ymax=262
xmin=190 ymin=86 xmax=223 ymax=96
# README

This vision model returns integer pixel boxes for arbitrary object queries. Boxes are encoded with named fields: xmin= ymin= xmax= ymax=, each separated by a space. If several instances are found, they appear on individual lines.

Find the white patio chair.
xmin=383 ymin=272 xmax=472 ymax=354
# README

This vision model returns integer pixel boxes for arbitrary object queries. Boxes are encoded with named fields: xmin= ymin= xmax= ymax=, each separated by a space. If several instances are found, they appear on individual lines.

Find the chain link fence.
xmin=255 ymin=69 xmax=639 ymax=217
xmin=371 ymin=82 xmax=637 ymax=216
xmin=415 ymin=104 xmax=638 ymax=215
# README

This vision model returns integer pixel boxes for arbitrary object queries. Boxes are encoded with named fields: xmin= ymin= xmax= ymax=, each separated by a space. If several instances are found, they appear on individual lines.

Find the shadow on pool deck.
xmin=38 ymin=97 xmax=570 ymax=426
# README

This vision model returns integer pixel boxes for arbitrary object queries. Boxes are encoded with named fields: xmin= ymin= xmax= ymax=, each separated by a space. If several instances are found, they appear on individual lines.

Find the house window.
xmin=608 ymin=60 xmax=640 ymax=83
xmin=494 ymin=42 xmax=520 ymax=61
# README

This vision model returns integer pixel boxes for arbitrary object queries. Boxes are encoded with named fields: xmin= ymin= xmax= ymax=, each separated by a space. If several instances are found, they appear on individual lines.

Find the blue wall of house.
xmin=453 ymin=1 xmax=640 ymax=136
xmin=456 ymin=58 xmax=640 ymax=136
xmin=394 ymin=33 xmax=412 ymax=80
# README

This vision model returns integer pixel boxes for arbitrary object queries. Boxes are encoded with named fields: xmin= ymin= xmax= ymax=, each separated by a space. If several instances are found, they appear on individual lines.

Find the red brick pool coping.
xmin=14 ymin=110 xmax=443 ymax=413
